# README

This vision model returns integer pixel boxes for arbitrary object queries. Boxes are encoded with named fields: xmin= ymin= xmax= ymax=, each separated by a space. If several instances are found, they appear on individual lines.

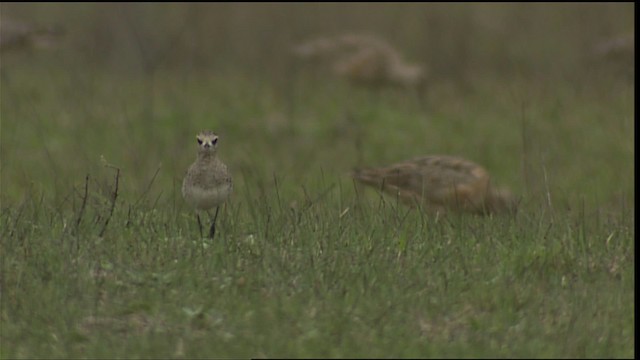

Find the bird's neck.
xmin=197 ymin=152 xmax=218 ymax=162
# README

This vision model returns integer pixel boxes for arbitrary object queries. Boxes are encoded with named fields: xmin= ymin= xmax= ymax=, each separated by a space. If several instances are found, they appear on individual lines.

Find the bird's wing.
xmin=353 ymin=156 xmax=491 ymax=210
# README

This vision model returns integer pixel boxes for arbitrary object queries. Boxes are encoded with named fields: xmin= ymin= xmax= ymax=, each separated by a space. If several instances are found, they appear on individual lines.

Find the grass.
xmin=1 ymin=179 xmax=634 ymax=358
xmin=0 ymin=3 xmax=635 ymax=358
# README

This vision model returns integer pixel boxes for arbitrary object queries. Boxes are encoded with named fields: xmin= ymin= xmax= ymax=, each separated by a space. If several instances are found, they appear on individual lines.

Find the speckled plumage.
xmin=182 ymin=130 xmax=232 ymax=210
xmin=352 ymin=155 xmax=517 ymax=215
xmin=182 ymin=130 xmax=232 ymax=238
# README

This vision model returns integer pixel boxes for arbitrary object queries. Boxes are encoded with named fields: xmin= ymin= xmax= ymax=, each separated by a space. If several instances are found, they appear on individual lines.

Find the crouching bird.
xmin=352 ymin=155 xmax=517 ymax=215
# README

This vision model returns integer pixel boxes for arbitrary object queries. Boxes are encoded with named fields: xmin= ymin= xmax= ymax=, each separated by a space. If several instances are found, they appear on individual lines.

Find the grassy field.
xmin=0 ymin=3 xmax=635 ymax=358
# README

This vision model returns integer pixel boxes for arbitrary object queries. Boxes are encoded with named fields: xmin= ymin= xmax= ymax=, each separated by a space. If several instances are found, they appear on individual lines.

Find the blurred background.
xmin=0 ymin=3 xmax=634 ymax=214
xmin=2 ymin=3 xmax=634 ymax=81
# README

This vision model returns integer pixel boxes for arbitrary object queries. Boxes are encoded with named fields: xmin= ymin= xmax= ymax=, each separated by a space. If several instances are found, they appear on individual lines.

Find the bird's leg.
xmin=196 ymin=213 xmax=204 ymax=238
xmin=209 ymin=206 xmax=220 ymax=239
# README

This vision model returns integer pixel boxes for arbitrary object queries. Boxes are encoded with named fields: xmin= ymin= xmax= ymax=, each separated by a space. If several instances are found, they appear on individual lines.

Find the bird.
xmin=590 ymin=32 xmax=634 ymax=78
xmin=182 ymin=130 xmax=233 ymax=239
xmin=351 ymin=155 xmax=517 ymax=215
xmin=292 ymin=34 xmax=427 ymax=94
xmin=591 ymin=33 xmax=634 ymax=61
xmin=0 ymin=17 xmax=65 ymax=53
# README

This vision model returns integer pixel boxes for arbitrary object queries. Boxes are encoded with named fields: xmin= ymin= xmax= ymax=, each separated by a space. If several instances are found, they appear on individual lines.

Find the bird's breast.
xmin=182 ymin=182 xmax=232 ymax=210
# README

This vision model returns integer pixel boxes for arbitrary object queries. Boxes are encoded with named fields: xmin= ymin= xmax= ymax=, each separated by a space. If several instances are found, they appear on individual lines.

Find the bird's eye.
xmin=197 ymin=138 xmax=203 ymax=145
xmin=212 ymin=137 xmax=218 ymax=145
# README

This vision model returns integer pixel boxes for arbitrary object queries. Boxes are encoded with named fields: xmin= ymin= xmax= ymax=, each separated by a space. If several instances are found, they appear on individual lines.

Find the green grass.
xmin=0 ymin=180 xmax=634 ymax=358
xmin=0 ymin=4 xmax=635 ymax=358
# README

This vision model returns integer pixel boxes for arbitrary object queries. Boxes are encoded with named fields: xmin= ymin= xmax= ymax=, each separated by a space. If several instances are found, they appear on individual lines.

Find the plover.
xmin=352 ymin=155 xmax=517 ymax=215
xmin=182 ymin=130 xmax=233 ymax=239
xmin=293 ymin=34 xmax=427 ymax=93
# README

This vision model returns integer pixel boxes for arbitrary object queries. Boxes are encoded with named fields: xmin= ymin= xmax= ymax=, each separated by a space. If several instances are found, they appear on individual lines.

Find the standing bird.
xmin=182 ymin=130 xmax=233 ymax=239
xmin=352 ymin=155 xmax=517 ymax=215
